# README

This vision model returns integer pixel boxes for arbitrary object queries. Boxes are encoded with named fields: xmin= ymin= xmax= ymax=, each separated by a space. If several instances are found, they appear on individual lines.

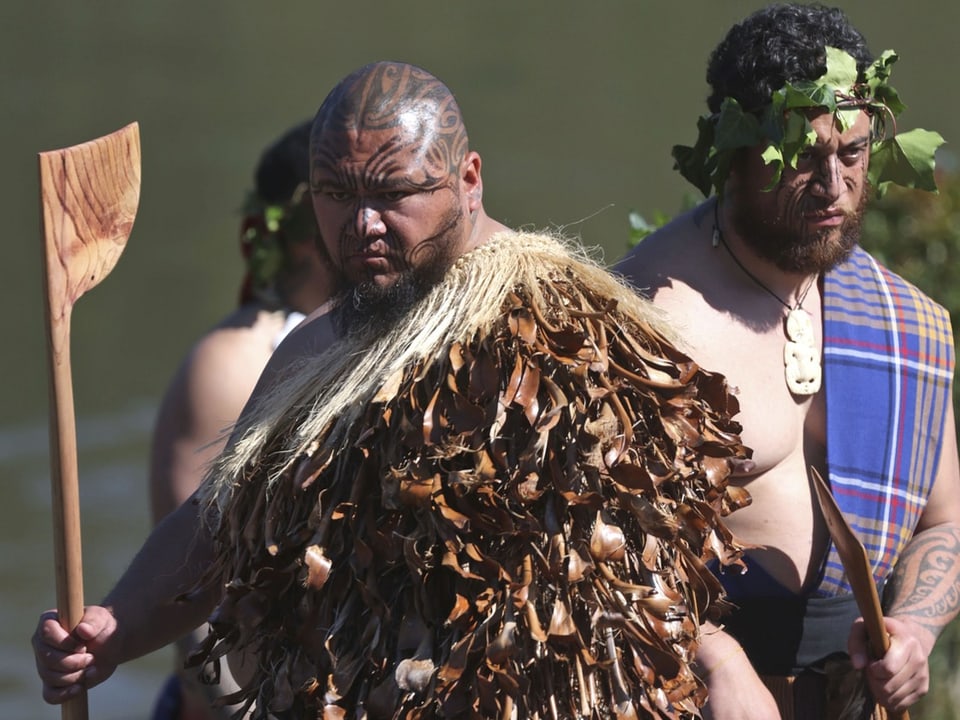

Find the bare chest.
xmin=671 ymin=312 xmax=831 ymax=589
xmin=667 ymin=299 xmax=826 ymax=473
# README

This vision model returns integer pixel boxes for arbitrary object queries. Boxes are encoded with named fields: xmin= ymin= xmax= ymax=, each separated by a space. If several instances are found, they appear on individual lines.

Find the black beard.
xmin=331 ymin=263 xmax=444 ymax=338
xmin=731 ymin=185 xmax=869 ymax=274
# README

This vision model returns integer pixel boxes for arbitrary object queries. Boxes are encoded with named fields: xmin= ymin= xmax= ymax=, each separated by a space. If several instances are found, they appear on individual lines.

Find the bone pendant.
xmin=784 ymin=340 xmax=821 ymax=395
xmin=785 ymin=308 xmax=814 ymax=343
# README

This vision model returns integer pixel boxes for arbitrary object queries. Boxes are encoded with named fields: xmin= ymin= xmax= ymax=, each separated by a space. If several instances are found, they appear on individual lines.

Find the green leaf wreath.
xmin=673 ymin=48 xmax=945 ymax=198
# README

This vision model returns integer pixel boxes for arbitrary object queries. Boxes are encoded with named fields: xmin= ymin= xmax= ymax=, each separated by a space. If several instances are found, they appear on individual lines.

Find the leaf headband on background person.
xmin=673 ymin=47 xmax=945 ymax=198
xmin=238 ymin=182 xmax=316 ymax=307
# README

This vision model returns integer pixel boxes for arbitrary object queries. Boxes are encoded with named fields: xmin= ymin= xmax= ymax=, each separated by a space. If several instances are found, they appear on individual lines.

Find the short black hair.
xmin=706 ymin=3 xmax=873 ymax=114
xmin=254 ymin=119 xmax=312 ymax=205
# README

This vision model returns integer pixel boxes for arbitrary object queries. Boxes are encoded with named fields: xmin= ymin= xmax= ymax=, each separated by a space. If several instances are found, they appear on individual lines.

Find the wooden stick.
xmin=39 ymin=122 xmax=141 ymax=720
xmin=811 ymin=467 xmax=909 ymax=720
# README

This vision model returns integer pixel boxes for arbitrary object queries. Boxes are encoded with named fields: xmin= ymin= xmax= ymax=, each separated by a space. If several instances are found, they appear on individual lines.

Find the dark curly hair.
xmin=706 ymin=3 xmax=873 ymax=114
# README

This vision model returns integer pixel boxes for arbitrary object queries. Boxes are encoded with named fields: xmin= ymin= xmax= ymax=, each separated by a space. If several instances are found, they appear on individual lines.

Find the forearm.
xmin=695 ymin=622 xmax=746 ymax=672
xmin=694 ymin=622 xmax=780 ymax=719
xmin=102 ymin=497 xmax=220 ymax=664
xmin=885 ymin=523 xmax=960 ymax=654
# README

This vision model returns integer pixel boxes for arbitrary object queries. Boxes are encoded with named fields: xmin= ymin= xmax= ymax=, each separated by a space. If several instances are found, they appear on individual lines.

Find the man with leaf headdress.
xmin=35 ymin=61 xmax=750 ymax=719
xmin=616 ymin=4 xmax=960 ymax=719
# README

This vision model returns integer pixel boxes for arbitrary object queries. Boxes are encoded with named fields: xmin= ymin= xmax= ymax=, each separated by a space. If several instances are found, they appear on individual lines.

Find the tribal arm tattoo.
xmin=884 ymin=524 xmax=960 ymax=648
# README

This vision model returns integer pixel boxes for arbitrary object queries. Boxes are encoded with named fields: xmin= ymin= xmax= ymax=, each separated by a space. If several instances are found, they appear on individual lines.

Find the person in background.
xmin=615 ymin=4 xmax=960 ymax=718
xmin=148 ymin=121 xmax=335 ymax=720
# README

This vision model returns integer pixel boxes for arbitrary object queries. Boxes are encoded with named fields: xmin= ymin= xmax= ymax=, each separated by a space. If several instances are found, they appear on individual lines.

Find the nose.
xmin=808 ymin=155 xmax=843 ymax=203
xmin=354 ymin=204 xmax=386 ymax=238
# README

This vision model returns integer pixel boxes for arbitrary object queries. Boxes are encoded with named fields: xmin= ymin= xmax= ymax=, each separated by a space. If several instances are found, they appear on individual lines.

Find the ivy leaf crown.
xmin=672 ymin=47 xmax=945 ymax=198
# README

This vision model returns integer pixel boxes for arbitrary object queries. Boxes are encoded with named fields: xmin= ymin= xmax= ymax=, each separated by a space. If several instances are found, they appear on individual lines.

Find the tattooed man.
xmin=616 ymin=5 xmax=960 ymax=719
xmin=34 ymin=62 xmax=751 ymax=719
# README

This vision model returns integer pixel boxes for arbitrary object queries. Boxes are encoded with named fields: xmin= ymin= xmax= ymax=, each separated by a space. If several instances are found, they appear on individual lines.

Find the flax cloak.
xmin=191 ymin=231 xmax=751 ymax=719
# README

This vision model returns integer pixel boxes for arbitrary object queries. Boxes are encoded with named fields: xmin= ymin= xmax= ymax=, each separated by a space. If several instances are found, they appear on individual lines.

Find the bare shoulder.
xmin=612 ymin=202 xmax=714 ymax=301
xmin=254 ymin=305 xmax=339 ymax=392
xmin=158 ymin=306 xmax=291 ymax=441
xmin=185 ymin=307 xmax=282 ymax=397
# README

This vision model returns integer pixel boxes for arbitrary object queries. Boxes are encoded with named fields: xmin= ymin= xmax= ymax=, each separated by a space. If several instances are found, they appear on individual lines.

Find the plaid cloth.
xmin=819 ymin=246 xmax=954 ymax=596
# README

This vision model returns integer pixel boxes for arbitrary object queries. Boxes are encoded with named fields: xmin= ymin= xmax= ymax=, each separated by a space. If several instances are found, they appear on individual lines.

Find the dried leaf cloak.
xmin=192 ymin=232 xmax=751 ymax=719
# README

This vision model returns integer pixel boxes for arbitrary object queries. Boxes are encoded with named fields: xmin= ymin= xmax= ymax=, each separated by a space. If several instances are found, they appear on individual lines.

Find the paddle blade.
xmin=39 ymin=122 xmax=141 ymax=314
xmin=810 ymin=467 xmax=889 ymax=656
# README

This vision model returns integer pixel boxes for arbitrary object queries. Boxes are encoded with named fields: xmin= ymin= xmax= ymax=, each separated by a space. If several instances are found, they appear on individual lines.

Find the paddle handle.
xmin=860 ymin=594 xmax=909 ymax=719
xmin=44 ymin=311 xmax=88 ymax=720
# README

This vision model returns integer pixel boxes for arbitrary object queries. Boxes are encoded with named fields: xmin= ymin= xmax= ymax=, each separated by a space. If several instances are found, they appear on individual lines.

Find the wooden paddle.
xmin=39 ymin=122 xmax=141 ymax=720
xmin=810 ymin=466 xmax=909 ymax=719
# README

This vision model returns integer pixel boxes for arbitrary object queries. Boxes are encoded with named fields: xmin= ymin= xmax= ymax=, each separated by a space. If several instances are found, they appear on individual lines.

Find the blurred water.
xmin=5 ymin=1 xmax=960 ymax=717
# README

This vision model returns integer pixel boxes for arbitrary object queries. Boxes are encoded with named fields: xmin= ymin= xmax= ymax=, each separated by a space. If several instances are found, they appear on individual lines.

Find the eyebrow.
xmin=806 ymin=134 xmax=870 ymax=153
xmin=312 ymin=174 xmax=436 ymax=194
xmin=842 ymin=135 xmax=870 ymax=148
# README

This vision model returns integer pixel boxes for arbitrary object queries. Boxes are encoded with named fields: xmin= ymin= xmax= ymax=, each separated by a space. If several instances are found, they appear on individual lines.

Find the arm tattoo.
xmin=885 ymin=524 xmax=960 ymax=638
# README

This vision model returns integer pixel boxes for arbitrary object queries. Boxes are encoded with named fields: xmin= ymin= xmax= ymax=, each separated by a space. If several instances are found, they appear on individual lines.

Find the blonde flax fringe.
xmin=199 ymin=231 xmax=673 ymax=517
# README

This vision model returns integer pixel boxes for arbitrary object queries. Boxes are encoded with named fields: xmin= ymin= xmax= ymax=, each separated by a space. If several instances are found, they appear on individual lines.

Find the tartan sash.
xmin=819 ymin=246 xmax=954 ymax=596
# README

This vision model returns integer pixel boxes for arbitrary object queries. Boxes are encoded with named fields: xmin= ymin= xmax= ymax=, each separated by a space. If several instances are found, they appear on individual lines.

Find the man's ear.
xmin=461 ymin=151 xmax=483 ymax=212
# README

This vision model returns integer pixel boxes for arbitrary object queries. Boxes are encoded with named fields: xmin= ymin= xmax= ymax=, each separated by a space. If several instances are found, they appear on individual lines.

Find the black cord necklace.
xmin=712 ymin=200 xmax=816 ymax=312
xmin=712 ymin=200 xmax=822 ymax=395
